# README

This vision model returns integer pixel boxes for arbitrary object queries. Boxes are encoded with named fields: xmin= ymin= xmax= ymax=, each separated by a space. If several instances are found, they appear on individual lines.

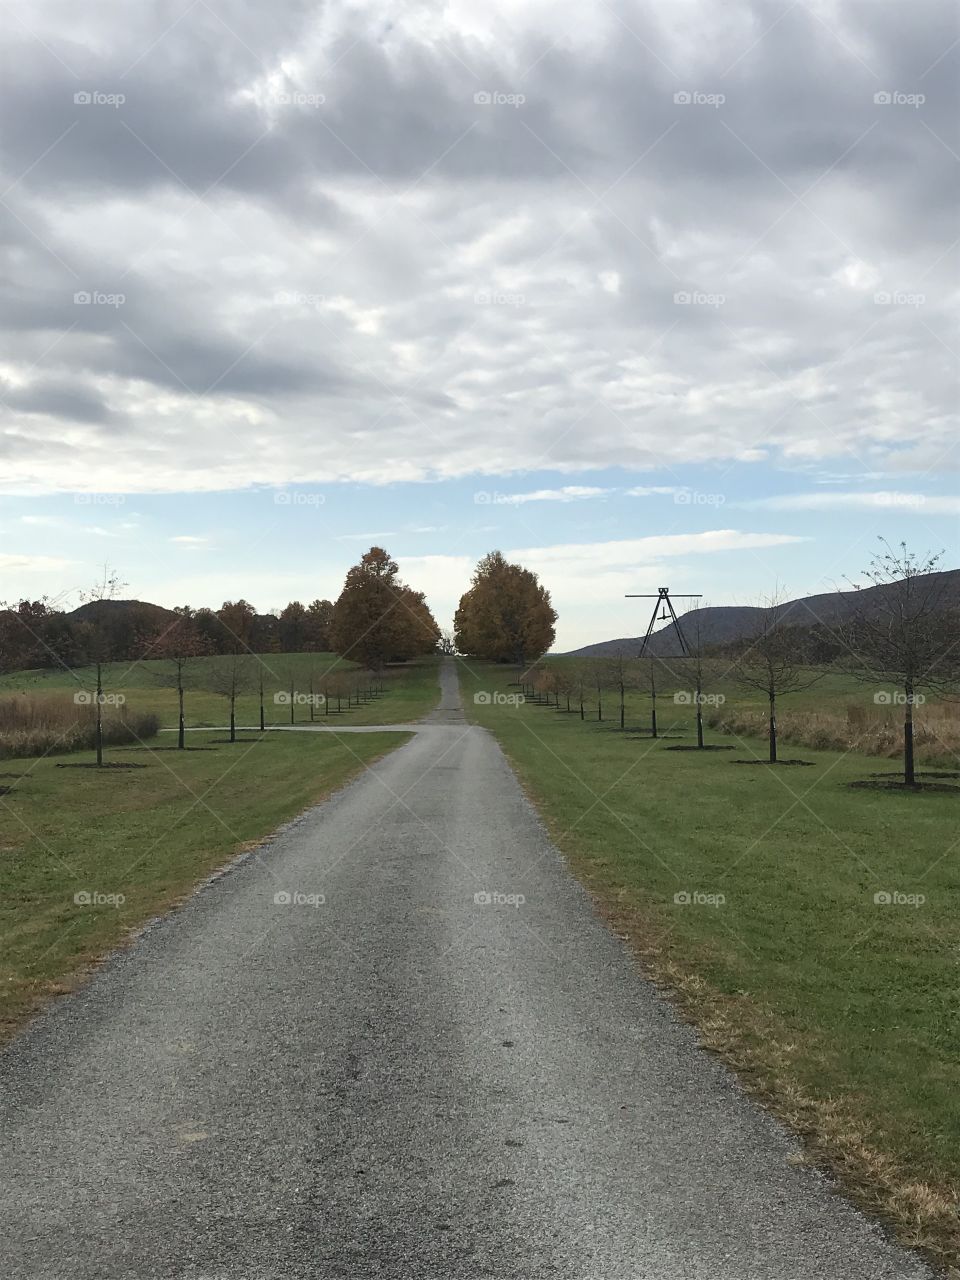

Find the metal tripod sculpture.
xmin=624 ymin=587 xmax=703 ymax=657
xmin=625 ymin=587 xmax=703 ymax=742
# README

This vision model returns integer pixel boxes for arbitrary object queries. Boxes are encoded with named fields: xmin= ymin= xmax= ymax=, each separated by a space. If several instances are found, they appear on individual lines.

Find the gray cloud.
xmin=0 ymin=0 xmax=956 ymax=492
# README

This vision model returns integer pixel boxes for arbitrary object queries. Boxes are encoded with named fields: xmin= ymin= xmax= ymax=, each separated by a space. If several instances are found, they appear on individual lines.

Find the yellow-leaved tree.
xmin=330 ymin=546 xmax=439 ymax=671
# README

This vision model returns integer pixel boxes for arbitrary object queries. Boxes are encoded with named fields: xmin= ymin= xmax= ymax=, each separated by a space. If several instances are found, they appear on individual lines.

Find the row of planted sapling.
xmin=153 ymin=654 xmax=385 ymax=746
xmin=513 ymin=544 xmax=960 ymax=792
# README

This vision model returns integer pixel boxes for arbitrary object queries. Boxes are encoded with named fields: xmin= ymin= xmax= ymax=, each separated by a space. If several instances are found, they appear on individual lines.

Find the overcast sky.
xmin=0 ymin=0 xmax=957 ymax=648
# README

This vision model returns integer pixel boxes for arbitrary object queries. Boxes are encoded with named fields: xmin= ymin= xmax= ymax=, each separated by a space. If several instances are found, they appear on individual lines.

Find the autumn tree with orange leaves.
xmin=330 ymin=546 xmax=439 ymax=671
xmin=454 ymin=551 xmax=557 ymax=667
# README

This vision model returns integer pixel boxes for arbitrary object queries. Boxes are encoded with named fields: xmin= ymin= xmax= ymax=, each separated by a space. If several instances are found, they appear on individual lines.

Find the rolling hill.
xmin=563 ymin=569 xmax=960 ymax=657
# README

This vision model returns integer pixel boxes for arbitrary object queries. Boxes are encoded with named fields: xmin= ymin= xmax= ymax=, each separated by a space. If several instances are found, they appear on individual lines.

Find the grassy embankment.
xmin=458 ymin=656 xmax=959 ymax=1272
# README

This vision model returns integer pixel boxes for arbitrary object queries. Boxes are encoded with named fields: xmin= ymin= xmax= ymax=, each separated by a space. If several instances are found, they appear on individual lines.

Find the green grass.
xmin=457 ymin=657 xmax=960 ymax=1266
xmin=0 ymin=652 xmax=441 ymax=731
xmin=0 ymin=654 xmax=441 ymax=1039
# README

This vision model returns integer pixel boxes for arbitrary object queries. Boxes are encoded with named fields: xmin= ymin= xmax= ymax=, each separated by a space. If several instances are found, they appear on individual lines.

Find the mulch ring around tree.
xmin=56 ymin=762 xmax=149 ymax=770
xmin=622 ymin=730 xmax=686 ymax=739
xmin=849 ymin=777 xmax=960 ymax=794
xmin=731 ymin=758 xmax=815 ymax=767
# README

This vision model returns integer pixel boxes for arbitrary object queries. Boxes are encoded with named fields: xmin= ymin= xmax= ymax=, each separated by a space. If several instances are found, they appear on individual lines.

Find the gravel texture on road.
xmin=0 ymin=661 xmax=931 ymax=1279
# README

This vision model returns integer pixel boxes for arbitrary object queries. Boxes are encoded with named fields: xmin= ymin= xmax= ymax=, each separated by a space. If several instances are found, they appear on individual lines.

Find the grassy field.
xmin=534 ymin=655 xmax=960 ymax=770
xmin=0 ymin=651 xmax=441 ymax=732
xmin=0 ymin=654 xmax=440 ymax=1040
xmin=457 ymin=657 xmax=960 ymax=1269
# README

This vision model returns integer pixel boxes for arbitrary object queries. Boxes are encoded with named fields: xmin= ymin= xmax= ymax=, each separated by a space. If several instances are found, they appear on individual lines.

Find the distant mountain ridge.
xmin=562 ymin=570 xmax=960 ymax=658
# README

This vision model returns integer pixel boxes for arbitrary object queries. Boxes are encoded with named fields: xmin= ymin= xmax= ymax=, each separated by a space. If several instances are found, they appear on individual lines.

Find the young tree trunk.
xmin=259 ymin=687 xmax=266 ymax=733
xmin=309 ymin=678 xmax=315 ymax=722
xmin=695 ymin=674 xmax=704 ymax=749
xmin=95 ymin=661 xmax=103 ymax=766
xmin=230 ymin=696 xmax=237 ymax=743
xmin=579 ymin=698 xmax=584 ymax=721
xmin=904 ymin=679 xmax=916 ymax=785
xmin=566 ymin=694 xmax=571 ymax=713
xmin=290 ymin=679 xmax=296 ymax=725
xmin=619 ymin=682 xmax=625 ymax=730
xmin=178 ymin=684 xmax=185 ymax=750
xmin=597 ymin=693 xmax=603 ymax=722
xmin=768 ymin=691 xmax=777 ymax=763
xmin=650 ymin=671 xmax=657 ymax=739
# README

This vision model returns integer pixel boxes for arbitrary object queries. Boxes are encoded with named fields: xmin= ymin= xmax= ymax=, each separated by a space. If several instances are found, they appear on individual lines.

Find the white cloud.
xmin=0 ymin=554 xmax=74 ymax=572
xmin=509 ymin=529 xmax=805 ymax=572
xmin=491 ymin=486 xmax=612 ymax=506
xmin=397 ymin=530 xmax=807 ymax=646
xmin=743 ymin=492 xmax=960 ymax=514
xmin=335 ymin=531 xmax=399 ymax=542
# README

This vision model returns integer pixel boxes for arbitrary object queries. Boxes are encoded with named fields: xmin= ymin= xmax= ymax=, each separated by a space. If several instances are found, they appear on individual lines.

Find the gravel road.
xmin=0 ymin=660 xmax=930 ymax=1279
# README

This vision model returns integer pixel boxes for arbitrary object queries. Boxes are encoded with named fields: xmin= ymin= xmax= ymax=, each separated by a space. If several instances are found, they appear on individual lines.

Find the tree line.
xmin=0 ymin=546 xmax=445 ymax=675
xmin=0 ymin=596 xmax=337 ymax=671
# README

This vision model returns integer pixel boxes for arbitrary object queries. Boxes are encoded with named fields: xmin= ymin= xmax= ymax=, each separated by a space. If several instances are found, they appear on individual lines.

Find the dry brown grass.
xmin=0 ymin=694 xmax=159 ymax=759
xmin=709 ymin=700 xmax=960 ymax=769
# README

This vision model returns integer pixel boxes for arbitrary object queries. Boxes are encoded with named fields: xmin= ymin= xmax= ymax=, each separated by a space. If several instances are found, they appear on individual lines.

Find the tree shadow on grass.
xmin=848 ymin=779 xmax=960 ymax=794
xmin=56 ymin=762 xmax=149 ymax=770
xmin=730 ymin=758 xmax=814 ymax=767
